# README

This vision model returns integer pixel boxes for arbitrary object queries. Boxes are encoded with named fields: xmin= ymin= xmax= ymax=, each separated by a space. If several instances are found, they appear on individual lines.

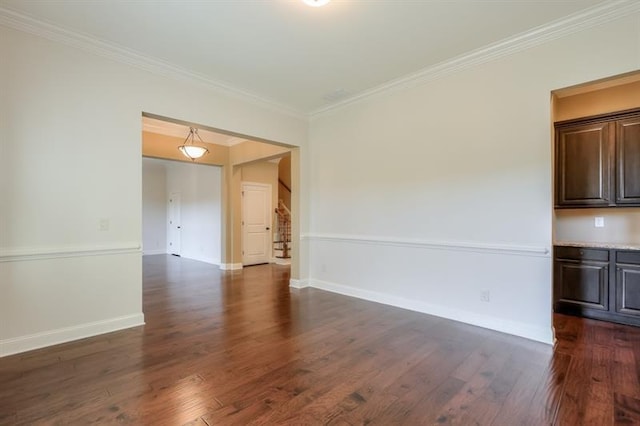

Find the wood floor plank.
xmin=1 ymin=255 xmax=639 ymax=425
xmin=425 ymin=344 xmax=513 ymax=425
xmin=614 ymin=393 xmax=640 ymax=425
xmin=613 ymin=346 xmax=640 ymax=399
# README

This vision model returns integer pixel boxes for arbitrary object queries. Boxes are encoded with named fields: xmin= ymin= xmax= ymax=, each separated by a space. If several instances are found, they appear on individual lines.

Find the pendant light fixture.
xmin=178 ymin=127 xmax=209 ymax=161
xmin=303 ymin=0 xmax=330 ymax=6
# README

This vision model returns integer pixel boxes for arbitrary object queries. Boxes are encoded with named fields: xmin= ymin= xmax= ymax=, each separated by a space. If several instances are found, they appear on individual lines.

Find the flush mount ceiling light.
xmin=303 ymin=0 xmax=330 ymax=6
xmin=178 ymin=127 xmax=209 ymax=161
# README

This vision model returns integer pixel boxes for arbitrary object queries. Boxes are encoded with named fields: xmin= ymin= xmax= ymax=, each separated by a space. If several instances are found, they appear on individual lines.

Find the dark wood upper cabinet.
xmin=555 ymin=122 xmax=613 ymax=207
xmin=616 ymin=117 xmax=640 ymax=204
xmin=555 ymin=108 xmax=640 ymax=208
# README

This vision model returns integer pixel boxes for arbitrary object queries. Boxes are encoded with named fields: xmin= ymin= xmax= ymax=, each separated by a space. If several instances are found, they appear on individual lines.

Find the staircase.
xmin=274 ymin=199 xmax=291 ymax=265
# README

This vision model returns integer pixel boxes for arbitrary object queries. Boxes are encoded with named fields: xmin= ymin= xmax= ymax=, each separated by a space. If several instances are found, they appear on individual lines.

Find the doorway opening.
xmin=550 ymin=70 xmax=640 ymax=332
xmin=142 ymin=157 xmax=223 ymax=264
xmin=168 ymin=192 xmax=181 ymax=256
xmin=140 ymin=112 xmax=300 ymax=275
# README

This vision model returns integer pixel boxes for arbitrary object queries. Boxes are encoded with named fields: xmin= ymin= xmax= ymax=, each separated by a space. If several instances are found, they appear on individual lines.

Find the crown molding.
xmin=310 ymin=0 xmax=640 ymax=118
xmin=2 ymin=2 xmax=638 ymax=121
xmin=0 ymin=7 xmax=307 ymax=120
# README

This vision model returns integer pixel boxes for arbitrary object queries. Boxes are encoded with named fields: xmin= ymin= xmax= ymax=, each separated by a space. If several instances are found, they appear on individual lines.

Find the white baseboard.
xmin=220 ymin=263 xmax=243 ymax=271
xmin=180 ymin=255 xmax=220 ymax=266
xmin=142 ymin=249 xmax=166 ymax=256
xmin=0 ymin=313 xmax=145 ymax=357
xmin=290 ymin=279 xmax=310 ymax=289
xmin=309 ymin=279 xmax=553 ymax=345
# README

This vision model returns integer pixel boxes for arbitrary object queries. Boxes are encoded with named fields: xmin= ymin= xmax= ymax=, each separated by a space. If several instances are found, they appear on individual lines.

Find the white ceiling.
xmin=0 ymin=0 xmax=614 ymax=114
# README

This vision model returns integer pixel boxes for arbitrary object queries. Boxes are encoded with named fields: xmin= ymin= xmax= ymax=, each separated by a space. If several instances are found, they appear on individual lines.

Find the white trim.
xmin=289 ymin=279 xmax=310 ymax=289
xmin=179 ymin=255 xmax=220 ymax=266
xmin=1 ymin=2 xmax=637 ymax=119
xmin=142 ymin=249 xmax=167 ymax=256
xmin=309 ymin=279 xmax=553 ymax=344
xmin=302 ymin=233 xmax=549 ymax=257
xmin=0 ymin=7 xmax=305 ymax=120
xmin=0 ymin=243 xmax=141 ymax=263
xmin=0 ymin=313 xmax=145 ymax=357
xmin=220 ymin=263 xmax=243 ymax=270
xmin=309 ymin=0 xmax=640 ymax=117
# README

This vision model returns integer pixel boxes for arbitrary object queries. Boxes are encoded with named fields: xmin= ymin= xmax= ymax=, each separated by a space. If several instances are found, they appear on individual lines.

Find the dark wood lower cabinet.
xmin=555 ymin=261 xmax=608 ymax=310
xmin=554 ymin=245 xmax=640 ymax=326
xmin=616 ymin=263 xmax=640 ymax=316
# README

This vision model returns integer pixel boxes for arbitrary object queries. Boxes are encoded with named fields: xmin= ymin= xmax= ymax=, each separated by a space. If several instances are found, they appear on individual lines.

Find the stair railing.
xmin=274 ymin=199 xmax=291 ymax=259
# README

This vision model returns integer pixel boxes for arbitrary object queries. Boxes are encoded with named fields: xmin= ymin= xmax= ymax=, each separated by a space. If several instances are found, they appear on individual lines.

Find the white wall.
xmin=0 ymin=24 xmax=306 ymax=356
xmin=306 ymin=13 xmax=640 ymax=344
xmin=2 ymin=6 xmax=638 ymax=357
xmin=142 ymin=157 xmax=223 ymax=264
xmin=142 ymin=158 xmax=168 ymax=255
xmin=166 ymin=161 xmax=222 ymax=265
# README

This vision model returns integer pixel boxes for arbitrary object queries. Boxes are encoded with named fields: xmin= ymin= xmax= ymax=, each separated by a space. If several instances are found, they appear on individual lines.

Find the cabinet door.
xmin=555 ymin=122 xmax=613 ymax=207
xmin=616 ymin=264 xmax=640 ymax=317
xmin=616 ymin=117 xmax=640 ymax=204
xmin=554 ymin=260 xmax=608 ymax=311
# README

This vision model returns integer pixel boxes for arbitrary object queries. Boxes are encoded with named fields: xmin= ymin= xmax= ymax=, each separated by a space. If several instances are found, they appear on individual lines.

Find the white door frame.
xmin=168 ymin=192 xmax=181 ymax=256
xmin=241 ymin=182 xmax=272 ymax=266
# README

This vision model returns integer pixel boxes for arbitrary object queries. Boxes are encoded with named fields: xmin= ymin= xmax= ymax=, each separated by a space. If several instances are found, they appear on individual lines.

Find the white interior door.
xmin=168 ymin=192 xmax=181 ymax=256
xmin=242 ymin=183 xmax=272 ymax=266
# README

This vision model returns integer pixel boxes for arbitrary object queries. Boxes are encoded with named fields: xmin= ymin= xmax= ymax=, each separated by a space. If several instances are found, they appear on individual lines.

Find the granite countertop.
xmin=554 ymin=241 xmax=640 ymax=251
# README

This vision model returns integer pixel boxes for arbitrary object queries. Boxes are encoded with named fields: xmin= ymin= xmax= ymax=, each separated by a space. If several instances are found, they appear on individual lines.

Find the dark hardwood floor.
xmin=2 ymin=255 xmax=640 ymax=425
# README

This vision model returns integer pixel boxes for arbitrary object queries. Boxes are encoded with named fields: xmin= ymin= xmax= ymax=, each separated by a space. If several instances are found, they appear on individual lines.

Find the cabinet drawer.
xmin=616 ymin=251 xmax=640 ymax=265
xmin=554 ymin=246 xmax=609 ymax=262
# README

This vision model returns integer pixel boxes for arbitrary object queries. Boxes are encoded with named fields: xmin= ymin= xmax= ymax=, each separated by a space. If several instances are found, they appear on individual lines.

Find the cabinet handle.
xmin=579 ymin=250 xmax=584 ymax=255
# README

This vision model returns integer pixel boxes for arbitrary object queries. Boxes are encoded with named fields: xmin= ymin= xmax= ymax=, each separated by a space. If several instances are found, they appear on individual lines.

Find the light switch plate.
xmin=594 ymin=217 xmax=604 ymax=228
xmin=99 ymin=218 xmax=110 ymax=231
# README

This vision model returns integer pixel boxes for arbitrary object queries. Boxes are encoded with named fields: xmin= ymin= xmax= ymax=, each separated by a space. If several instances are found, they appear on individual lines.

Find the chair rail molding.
xmin=0 ymin=243 xmax=142 ymax=263
xmin=301 ymin=233 xmax=550 ymax=257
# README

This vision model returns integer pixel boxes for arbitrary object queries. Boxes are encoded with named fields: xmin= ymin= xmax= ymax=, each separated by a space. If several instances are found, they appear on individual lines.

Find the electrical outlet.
xmin=480 ymin=290 xmax=490 ymax=302
xmin=594 ymin=217 xmax=604 ymax=228
xmin=99 ymin=219 xmax=110 ymax=231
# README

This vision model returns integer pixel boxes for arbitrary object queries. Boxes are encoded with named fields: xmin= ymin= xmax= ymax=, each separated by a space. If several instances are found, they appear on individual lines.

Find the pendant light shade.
xmin=178 ymin=127 xmax=209 ymax=161
xmin=302 ymin=0 xmax=330 ymax=6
